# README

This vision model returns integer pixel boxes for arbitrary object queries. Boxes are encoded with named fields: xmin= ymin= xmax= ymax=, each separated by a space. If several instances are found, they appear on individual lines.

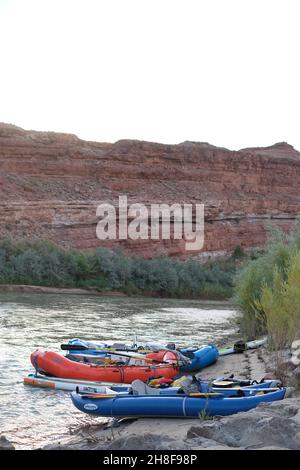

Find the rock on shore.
xmin=0 ymin=435 xmax=15 ymax=450
xmin=41 ymin=397 xmax=300 ymax=450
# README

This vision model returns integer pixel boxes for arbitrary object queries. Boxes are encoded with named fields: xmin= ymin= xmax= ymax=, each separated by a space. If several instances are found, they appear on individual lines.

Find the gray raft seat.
xmin=130 ymin=377 xmax=200 ymax=395
xmin=131 ymin=379 xmax=162 ymax=395
xmin=103 ymin=386 xmax=120 ymax=395
xmin=111 ymin=343 xmax=128 ymax=349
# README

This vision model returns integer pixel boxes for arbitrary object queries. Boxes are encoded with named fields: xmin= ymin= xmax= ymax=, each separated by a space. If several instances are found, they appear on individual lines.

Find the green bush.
xmin=231 ymin=245 xmax=246 ymax=260
xmin=234 ymin=223 xmax=300 ymax=339
xmin=0 ymin=239 xmax=236 ymax=299
xmin=259 ymin=254 xmax=300 ymax=350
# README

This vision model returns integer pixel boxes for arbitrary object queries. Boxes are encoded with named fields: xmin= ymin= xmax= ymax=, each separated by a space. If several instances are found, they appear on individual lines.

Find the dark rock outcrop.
xmin=0 ymin=435 xmax=15 ymax=450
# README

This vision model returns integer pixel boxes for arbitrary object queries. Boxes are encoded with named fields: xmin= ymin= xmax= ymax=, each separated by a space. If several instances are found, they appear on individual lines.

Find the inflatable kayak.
xmin=179 ymin=345 xmax=219 ymax=371
xmin=63 ymin=337 xmax=266 ymax=372
xmin=62 ymin=339 xmax=186 ymax=363
xmin=71 ymin=387 xmax=286 ymax=418
xmin=63 ymin=340 xmax=217 ymax=372
xmin=219 ymin=338 xmax=267 ymax=356
xmin=23 ymin=373 xmax=131 ymax=393
xmin=30 ymin=349 xmax=180 ymax=383
xmin=65 ymin=337 xmax=267 ymax=359
xmin=24 ymin=371 xmax=279 ymax=394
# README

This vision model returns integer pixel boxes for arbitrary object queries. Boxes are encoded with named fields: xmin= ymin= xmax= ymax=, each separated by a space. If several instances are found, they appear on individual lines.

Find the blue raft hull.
xmin=71 ymin=387 xmax=286 ymax=418
xmin=179 ymin=344 xmax=219 ymax=371
xmin=67 ymin=339 xmax=219 ymax=372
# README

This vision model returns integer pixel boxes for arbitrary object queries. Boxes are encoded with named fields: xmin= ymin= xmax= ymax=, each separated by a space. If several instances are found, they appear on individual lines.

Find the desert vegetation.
xmin=0 ymin=239 xmax=235 ymax=299
xmin=234 ymin=225 xmax=300 ymax=348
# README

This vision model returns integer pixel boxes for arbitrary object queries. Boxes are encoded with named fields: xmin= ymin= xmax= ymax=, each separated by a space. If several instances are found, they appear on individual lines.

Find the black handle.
xmin=61 ymin=344 xmax=88 ymax=351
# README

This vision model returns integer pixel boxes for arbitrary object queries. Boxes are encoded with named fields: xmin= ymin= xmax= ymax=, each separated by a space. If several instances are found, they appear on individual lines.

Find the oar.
xmin=76 ymin=346 xmax=153 ymax=353
xmin=61 ymin=343 xmax=152 ymax=353
xmin=64 ymin=341 xmax=154 ymax=353
xmin=81 ymin=394 xmax=119 ymax=399
xmin=61 ymin=344 xmax=170 ymax=364
xmin=67 ymin=352 xmax=126 ymax=365
xmin=82 ymin=388 xmax=280 ymax=400
xmin=81 ymin=391 xmax=224 ymax=399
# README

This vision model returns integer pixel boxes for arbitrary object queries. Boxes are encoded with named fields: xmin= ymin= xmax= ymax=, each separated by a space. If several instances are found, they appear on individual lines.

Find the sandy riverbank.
xmin=0 ymin=284 xmax=127 ymax=297
xmin=0 ymin=284 xmax=230 ymax=301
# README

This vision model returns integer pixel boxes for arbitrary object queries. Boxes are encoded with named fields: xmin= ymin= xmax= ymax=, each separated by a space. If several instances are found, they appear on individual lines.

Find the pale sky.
xmin=0 ymin=0 xmax=299 ymax=150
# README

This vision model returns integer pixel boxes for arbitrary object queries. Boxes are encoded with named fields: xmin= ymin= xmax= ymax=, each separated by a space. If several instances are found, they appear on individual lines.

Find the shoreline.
xmin=0 ymin=284 xmax=127 ymax=297
xmin=35 ymin=349 xmax=300 ymax=450
xmin=2 ymin=346 xmax=300 ymax=450
xmin=0 ymin=284 xmax=231 ymax=302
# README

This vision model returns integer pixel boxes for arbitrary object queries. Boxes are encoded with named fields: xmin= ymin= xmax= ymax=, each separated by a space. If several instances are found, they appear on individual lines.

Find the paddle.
xmin=79 ymin=387 xmax=281 ymax=401
xmin=81 ymin=391 xmax=224 ymax=399
xmin=62 ymin=344 xmax=143 ymax=355
xmin=61 ymin=344 xmax=170 ymax=364
xmin=212 ymin=381 xmax=236 ymax=387
xmin=81 ymin=393 xmax=119 ymax=399
xmin=61 ymin=343 xmax=152 ymax=353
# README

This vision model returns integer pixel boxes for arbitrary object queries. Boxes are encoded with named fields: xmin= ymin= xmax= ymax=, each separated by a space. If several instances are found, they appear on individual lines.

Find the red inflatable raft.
xmin=30 ymin=349 xmax=180 ymax=383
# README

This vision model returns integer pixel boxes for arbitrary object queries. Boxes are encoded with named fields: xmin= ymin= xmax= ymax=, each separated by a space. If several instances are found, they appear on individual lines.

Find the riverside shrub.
xmin=234 ymin=224 xmax=300 ymax=339
xmin=0 ymin=240 xmax=235 ymax=299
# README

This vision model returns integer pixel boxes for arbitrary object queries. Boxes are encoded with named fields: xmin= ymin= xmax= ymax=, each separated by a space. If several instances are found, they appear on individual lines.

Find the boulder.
xmin=186 ymin=398 xmax=300 ymax=449
xmin=292 ymin=366 xmax=300 ymax=380
xmin=0 ymin=436 xmax=15 ymax=450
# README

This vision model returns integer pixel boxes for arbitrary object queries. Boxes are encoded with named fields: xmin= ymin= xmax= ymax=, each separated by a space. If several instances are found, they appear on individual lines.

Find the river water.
xmin=0 ymin=293 xmax=237 ymax=449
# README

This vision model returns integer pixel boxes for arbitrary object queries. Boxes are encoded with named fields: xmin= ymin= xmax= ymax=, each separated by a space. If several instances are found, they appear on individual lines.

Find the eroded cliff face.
xmin=0 ymin=123 xmax=299 ymax=259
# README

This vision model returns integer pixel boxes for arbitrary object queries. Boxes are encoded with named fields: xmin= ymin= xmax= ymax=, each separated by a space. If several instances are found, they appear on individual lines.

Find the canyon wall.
xmin=1 ymin=123 xmax=300 ymax=259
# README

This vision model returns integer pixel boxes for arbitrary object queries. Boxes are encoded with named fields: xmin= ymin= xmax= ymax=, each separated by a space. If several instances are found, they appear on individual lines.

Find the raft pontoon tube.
xmin=71 ymin=386 xmax=286 ymax=418
xmin=64 ymin=337 xmax=267 ymax=371
xmin=179 ymin=345 xmax=219 ymax=371
xmin=30 ymin=349 xmax=180 ymax=383
xmin=218 ymin=338 xmax=267 ymax=356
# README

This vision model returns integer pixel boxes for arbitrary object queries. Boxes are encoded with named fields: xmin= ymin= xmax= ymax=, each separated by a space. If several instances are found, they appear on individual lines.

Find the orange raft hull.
xmin=30 ymin=349 xmax=180 ymax=383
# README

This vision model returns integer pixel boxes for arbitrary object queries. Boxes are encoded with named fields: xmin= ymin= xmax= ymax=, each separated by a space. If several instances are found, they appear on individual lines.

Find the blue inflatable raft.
xmin=179 ymin=344 xmax=219 ymax=371
xmin=64 ymin=339 xmax=219 ymax=371
xmin=71 ymin=387 xmax=286 ymax=418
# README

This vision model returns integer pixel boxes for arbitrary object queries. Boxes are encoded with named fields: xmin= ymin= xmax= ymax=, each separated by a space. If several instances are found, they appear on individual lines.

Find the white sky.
xmin=0 ymin=0 xmax=299 ymax=150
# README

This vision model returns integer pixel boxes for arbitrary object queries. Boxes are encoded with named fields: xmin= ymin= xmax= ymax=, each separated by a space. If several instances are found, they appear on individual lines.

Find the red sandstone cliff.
xmin=0 ymin=122 xmax=299 ymax=259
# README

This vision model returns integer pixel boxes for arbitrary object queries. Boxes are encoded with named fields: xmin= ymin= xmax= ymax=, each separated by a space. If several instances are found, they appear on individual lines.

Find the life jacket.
xmin=147 ymin=377 xmax=173 ymax=388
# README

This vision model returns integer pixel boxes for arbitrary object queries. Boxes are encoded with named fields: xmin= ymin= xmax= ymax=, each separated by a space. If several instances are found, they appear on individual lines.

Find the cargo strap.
xmin=182 ymin=396 xmax=188 ymax=417
xmin=33 ymin=350 xmax=39 ymax=376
